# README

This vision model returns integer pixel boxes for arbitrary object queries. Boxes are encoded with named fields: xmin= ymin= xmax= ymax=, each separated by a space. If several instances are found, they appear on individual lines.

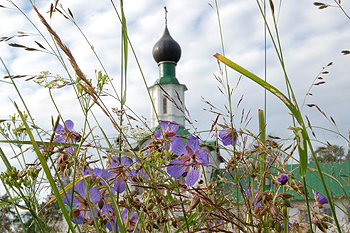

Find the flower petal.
xmin=121 ymin=208 xmax=128 ymax=220
xmin=55 ymin=135 xmax=66 ymax=143
xmin=169 ymin=122 xmax=179 ymax=133
xmin=64 ymin=194 xmax=80 ymax=207
xmin=72 ymin=210 xmax=85 ymax=224
xmin=315 ymin=191 xmax=328 ymax=204
xmin=187 ymin=135 xmax=199 ymax=153
xmin=186 ymin=165 xmax=199 ymax=186
xmin=66 ymin=146 xmax=74 ymax=154
xmin=171 ymin=138 xmax=186 ymax=156
xmin=196 ymin=149 xmax=209 ymax=166
xmin=121 ymin=156 xmax=133 ymax=166
xmin=93 ymin=168 xmax=106 ymax=179
xmin=113 ymin=178 xmax=126 ymax=193
xmin=65 ymin=120 xmax=74 ymax=131
xmin=167 ymin=159 xmax=187 ymax=178
xmin=88 ymin=187 xmax=101 ymax=203
xmin=74 ymin=181 xmax=86 ymax=197
xmin=160 ymin=121 xmax=168 ymax=131
xmin=154 ymin=129 xmax=162 ymax=138
xmin=219 ymin=129 xmax=233 ymax=146
xmin=55 ymin=124 xmax=64 ymax=134
xmin=106 ymin=221 xmax=113 ymax=231
xmin=277 ymin=174 xmax=288 ymax=185
xmin=110 ymin=156 xmax=119 ymax=168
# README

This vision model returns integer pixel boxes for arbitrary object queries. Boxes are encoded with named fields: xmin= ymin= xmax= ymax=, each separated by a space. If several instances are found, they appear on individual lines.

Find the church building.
xmin=136 ymin=12 xmax=223 ymax=184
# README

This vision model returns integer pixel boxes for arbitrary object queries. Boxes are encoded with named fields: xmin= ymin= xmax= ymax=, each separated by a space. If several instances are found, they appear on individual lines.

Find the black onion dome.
xmin=153 ymin=26 xmax=181 ymax=64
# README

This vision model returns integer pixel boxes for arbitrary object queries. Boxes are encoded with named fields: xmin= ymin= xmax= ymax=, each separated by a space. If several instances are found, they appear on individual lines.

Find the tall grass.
xmin=0 ymin=0 xmax=349 ymax=232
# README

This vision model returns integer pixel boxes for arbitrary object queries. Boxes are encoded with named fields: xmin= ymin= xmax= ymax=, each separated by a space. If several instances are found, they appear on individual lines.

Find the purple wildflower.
xmin=315 ymin=191 xmax=329 ymax=204
xmin=167 ymin=135 xmax=209 ymax=186
xmin=277 ymin=174 xmax=288 ymax=185
xmin=219 ymin=128 xmax=238 ymax=146
xmin=282 ymin=221 xmax=293 ymax=231
xmin=134 ymin=158 xmax=149 ymax=180
xmin=101 ymin=204 xmax=116 ymax=231
xmin=109 ymin=156 xmax=133 ymax=193
xmin=64 ymin=180 xmax=101 ymax=224
xmin=92 ymin=168 xmax=112 ymax=185
xmin=154 ymin=121 xmax=179 ymax=140
xmin=55 ymin=120 xmax=80 ymax=143
xmin=208 ymin=211 xmax=221 ymax=228
xmin=136 ymin=167 xmax=149 ymax=180
xmin=245 ymin=189 xmax=261 ymax=209
xmin=122 ymin=208 xmax=139 ymax=232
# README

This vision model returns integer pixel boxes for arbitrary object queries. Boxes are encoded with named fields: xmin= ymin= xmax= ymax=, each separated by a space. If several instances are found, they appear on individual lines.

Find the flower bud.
xmin=172 ymin=221 xmax=177 ymax=228
xmin=119 ymin=200 xmax=126 ymax=207
xmin=280 ymin=192 xmax=294 ymax=199
xmin=152 ymin=223 xmax=160 ymax=229
xmin=64 ymin=168 xmax=71 ymax=177
xmin=98 ymin=199 xmax=104 ymax=209
xmin=190 ymin=196 xmax=200 ymax=210
xmin=282 ymin=207 xmax=288 ymax=217
xmin=282 ymin=199 xmax=292 ymax=208
xmin=147 ymin=203 xmax=154 ymax=211
xmin=275 ymin=221 xmax=282 ymax=232
xmin=277 ymin=174 xmax=288 ymax=185
xmin=270 ymin=205 xmax=279 ymax=217
xmin=314 ymin=219 xmax=326 ymax=232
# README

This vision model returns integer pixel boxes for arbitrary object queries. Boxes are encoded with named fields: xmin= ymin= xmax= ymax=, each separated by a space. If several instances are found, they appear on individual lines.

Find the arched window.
xmin=163 ymin=97 xmax=167 ymax=114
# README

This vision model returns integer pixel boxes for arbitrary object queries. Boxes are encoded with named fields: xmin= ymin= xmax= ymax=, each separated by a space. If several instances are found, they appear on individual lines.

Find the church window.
xmin=163 ymin=97 xmax=167 ymax=114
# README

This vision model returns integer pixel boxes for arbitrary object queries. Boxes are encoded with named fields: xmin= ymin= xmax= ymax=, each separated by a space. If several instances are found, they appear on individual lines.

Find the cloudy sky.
xmin=0 ymin=0 xmax=350 ymax=179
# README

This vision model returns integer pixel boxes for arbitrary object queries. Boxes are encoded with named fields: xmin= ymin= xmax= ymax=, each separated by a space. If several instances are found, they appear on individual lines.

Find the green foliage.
xmin=311 ymin=144 xmax=349 ymax=163
xmin=0 ymin=193 xmax=62 ymax=233
xmin=0 ymin=194 xmax=20 ymax=232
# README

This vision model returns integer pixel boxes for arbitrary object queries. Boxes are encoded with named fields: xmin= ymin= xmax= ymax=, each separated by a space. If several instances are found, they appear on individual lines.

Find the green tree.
xmin=20 ymin=194 xmax=63 ymax=233
xmin=0 ymin=193 xmax=63 ymax=233
xmin=310 ymin=144 xmax=349 ymax=163
xmin=0 ymin=194 xmax=20 ymax=232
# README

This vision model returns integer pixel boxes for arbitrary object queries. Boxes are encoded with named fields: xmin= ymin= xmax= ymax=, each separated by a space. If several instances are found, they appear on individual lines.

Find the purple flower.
xmin=315 ymin=191 xmax=328 ymax=204
xmin=134 ymin=158 xmax=149 ymax=180
xmin=55 ymin=120 xmax=79 ymax=143
xmin=219 ymin=128 xmax=238 ymax=146
xmin=277 ymin=174 xmax=288 ymax=185
xmin=136 ymin=167 xmax=149 ymax=180
xmin=282 ymin=221 xmax=293 ymax=231
xmin=102 ymin=207 xmax=139 ymax=232
xmin=91 ymin=168 xmax=112 ymax=185
xmin=154 ymin=121 xmax=179 ymax=140
xmin=167 ymin=135 xmax=209 ymax=186
xmin=208 ymin=211 xmax=221 ymax=228
xmin=101 ymin=204 xmax=116 ymax=231
xmin=122 ymin=208 xmax=139 ymax=232
xmin=64 ymin=180 xmax=101 ymax=224
xmin=109 ymin=156 xmax=133 ymax=193
xmin=245 ymin=189 xmax=261 ymax=209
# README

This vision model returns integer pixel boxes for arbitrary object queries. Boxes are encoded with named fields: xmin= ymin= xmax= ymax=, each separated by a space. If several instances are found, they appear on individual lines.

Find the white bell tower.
xmin=149 ymin=10 xmax=187 ymax=128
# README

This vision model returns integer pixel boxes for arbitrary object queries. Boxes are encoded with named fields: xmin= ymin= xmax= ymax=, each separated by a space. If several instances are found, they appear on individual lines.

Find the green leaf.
xmin=214 ymin=53 xmax=303 ymax=124
xmin=214 ymin=53 xmax=309 ymax=176
xmin=293 ymin=127 xmax=308 ymax=177
xmin=0 ymin=148 xmax=11 ymax=170
xmin=174 ymin=213 xmax=198 ymax=233
xmin=0 ymin=197 xmax=27 ymax=210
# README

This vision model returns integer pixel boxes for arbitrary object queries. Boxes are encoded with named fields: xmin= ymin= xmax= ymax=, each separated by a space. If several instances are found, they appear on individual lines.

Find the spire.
xmin=164 ymin=6 xmax=168 ymax=27
xmin=152 ymin=7 xmax=181 ymax=64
